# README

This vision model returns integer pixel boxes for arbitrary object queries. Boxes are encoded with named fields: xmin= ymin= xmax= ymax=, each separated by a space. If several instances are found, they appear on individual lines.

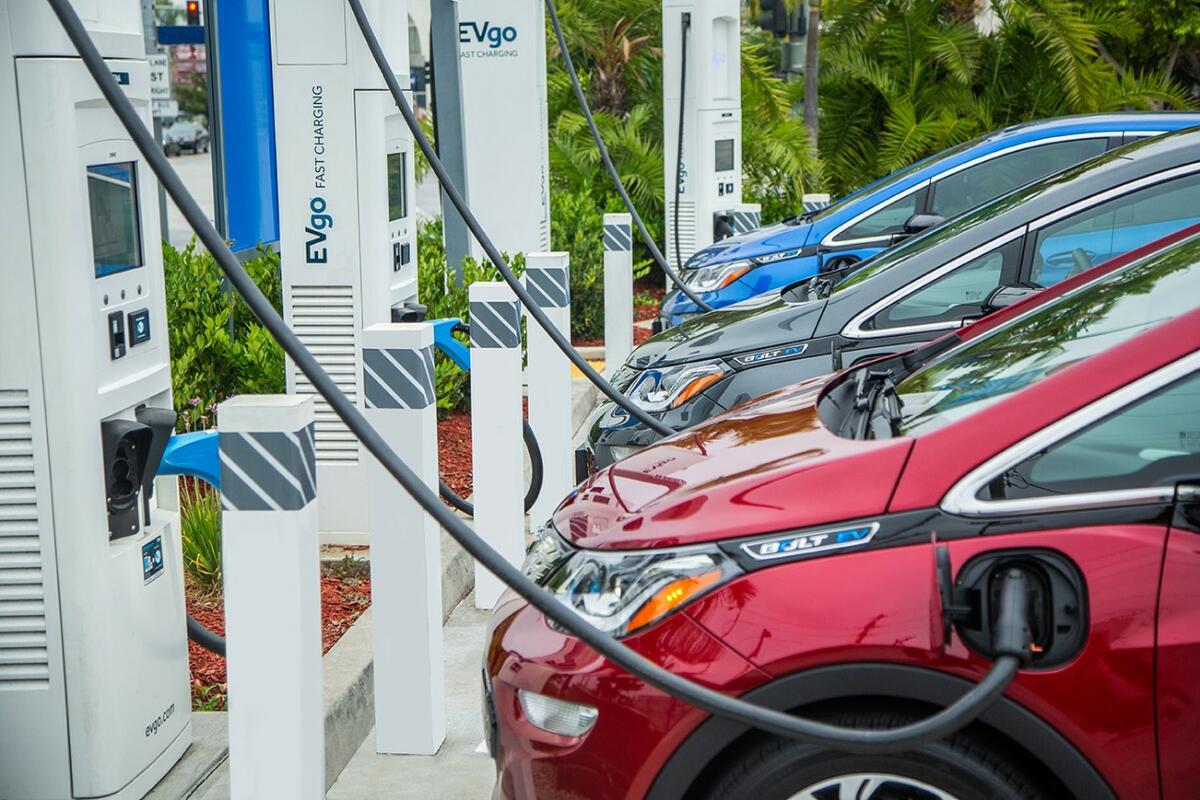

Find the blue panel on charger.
xmin=210 ymin=0 xmax=280 ymax=254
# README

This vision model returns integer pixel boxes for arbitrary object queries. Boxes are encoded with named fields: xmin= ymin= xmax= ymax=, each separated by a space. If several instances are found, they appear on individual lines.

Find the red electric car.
xmin=485 ymin=229 xmax=1200 ymax=799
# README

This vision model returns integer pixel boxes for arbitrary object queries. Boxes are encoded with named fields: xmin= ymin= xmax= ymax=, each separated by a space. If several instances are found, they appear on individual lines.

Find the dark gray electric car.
xmin=580 ymin=126 xmax=1200 ymax=472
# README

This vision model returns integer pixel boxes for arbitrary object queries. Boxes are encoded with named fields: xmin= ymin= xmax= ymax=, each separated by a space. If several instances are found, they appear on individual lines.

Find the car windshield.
xmin=892 ymin=235 xmax=1200 ymax=435
xmin=792 ymin=136 xmax=986 ymax=226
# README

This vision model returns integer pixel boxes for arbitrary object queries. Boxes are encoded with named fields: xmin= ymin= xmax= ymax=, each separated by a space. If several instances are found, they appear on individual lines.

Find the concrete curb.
xmin=149 ymin=530 xmax=475 ymax=799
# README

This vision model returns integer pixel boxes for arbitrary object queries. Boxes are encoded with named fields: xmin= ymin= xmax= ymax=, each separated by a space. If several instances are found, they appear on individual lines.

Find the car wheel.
xmin=701 ymin=708 xmax=1050 ymax=800
xmin=199 ymin=138 xmax=209 ymax=153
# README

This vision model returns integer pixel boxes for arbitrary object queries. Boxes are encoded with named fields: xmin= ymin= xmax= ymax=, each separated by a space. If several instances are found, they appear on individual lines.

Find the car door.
xmin=1151 ymin=367 xmax=1200 ymax=800
xmin=819 ymin=184 xmax=930 ymax=270
xmin=833 ymin=230 xmax=1027 ymax=367
xmin=944 ymin=357 xmax=1200 ymax=799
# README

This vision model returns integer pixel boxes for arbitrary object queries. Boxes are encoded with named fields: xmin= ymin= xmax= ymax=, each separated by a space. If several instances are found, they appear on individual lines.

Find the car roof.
xmin=815 ymin=127 xmax=1200 ymax=336
xmin=806 ymin=113 xmax=1200 ymax=226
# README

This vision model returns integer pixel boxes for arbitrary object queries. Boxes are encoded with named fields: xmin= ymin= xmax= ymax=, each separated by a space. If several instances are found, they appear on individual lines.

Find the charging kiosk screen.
xmin=714 ymin=139 xmax=734 ymax=172
xmin=387 ymin=152 xmax=408 ymax=221
xmin=88 ymin=162 xmax=144 ymax=277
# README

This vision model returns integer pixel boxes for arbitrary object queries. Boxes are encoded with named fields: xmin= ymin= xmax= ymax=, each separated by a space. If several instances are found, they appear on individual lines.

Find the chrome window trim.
xmin=941 ymin=349 xmax=1200 ymax=517
xmin=823 ymin=180 xmax=931 ymax=247
xmin=823 ymin=132 xmax=1119 ymax=249
xmin=928 ymin=132 xmax=1119 ymax=185
xmin=842 ymin=227 xmax=1027 ymax=340
xmin=1029 ymin=163 xmax=1200 ymax=231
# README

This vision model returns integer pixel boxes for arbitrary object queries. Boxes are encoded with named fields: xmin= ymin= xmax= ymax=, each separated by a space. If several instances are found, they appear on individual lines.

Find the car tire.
xmin=700 ymin=707 xmax=1050 ymax=800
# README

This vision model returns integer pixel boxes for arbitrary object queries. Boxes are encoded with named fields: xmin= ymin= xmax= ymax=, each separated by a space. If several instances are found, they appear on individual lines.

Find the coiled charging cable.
xmin=51 ymin=0 xmax=1032 ymax=754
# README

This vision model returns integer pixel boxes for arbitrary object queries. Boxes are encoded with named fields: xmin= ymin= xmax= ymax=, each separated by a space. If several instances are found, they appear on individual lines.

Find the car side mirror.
xmin=903 ymin=213 xmax=946 ymax=234
xmin=983 ymin=285 xmax=1041 ymax=313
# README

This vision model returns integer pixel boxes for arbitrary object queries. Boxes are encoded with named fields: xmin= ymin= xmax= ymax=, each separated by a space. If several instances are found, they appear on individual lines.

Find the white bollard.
xmin=603 ymin=213 xmax=634 ymax=372
xmin=525 ymin=252 xmax=574 ymax=524
xmin=733 ymin=203 xmax=762 ymax=235
xmin=362 ymin=323 xmax=446 ymax=755
xmin=218 ymin=395 xmax=324 ymax=799
xmin=469 ymin=282 xmax=525 ymax=609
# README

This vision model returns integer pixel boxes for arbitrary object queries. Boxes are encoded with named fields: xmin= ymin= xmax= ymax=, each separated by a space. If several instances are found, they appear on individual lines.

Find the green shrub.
xmin=550 ymin=189 xmax=606 ymax=341
xmin=179 ymin=479 xmax=222 ymax=593
xmin=163 ymin=241 xmax=285 ymax=430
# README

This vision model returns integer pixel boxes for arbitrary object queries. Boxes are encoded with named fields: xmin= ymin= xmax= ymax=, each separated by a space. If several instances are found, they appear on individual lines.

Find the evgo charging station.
xmin=0 ymin=3 xmax=191 ymax=797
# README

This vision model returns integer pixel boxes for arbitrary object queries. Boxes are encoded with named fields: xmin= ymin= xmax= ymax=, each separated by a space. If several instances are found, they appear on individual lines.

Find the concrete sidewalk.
xmin=327 ymin=598 xmax=495 ymax=799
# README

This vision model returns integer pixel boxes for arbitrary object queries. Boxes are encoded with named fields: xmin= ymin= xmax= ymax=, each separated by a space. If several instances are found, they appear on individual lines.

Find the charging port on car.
xmin=941 ymin=547 xmax=1087 ymax=668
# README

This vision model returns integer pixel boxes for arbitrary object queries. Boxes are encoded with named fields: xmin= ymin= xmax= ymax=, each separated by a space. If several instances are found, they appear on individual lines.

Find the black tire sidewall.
xmin=708 ymin=741 xmax=1031 ymax=800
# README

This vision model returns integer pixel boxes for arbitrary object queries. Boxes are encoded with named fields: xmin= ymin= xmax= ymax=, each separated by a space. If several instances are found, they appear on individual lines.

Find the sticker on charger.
xmin=738 ymin=522 xmax=879 ymax=561
xmin=142 ymin=536 xmax=165 ymax=585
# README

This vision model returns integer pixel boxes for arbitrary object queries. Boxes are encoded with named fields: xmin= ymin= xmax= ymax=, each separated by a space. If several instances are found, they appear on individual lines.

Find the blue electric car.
xmin=660 ymin=112 xmax=1200 ymax=326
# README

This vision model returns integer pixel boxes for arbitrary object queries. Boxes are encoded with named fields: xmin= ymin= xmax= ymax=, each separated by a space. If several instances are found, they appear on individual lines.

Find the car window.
xmin=1030 ymin=171 xmax=1200 ymax=287
xmin=980 ymin=370 xmax=1200 ymax=500
xmin=893 ymin=236 xmax=1200 ymax=435
xmin=865 ymin=238 xmax=1021 ymax=331
xmin=837 ymin=190 xmax=923 ymax=241
xmin=803 ymin=136 xmax=984 ymax=226
xmin=930 ymin=139 xmax=1108 ymax=220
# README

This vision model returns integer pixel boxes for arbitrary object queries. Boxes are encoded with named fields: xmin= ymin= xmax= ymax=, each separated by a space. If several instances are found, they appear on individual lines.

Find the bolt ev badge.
xmin=739 ymin=523 xmax=879 ymax=561
xmin=732 ymin=344 xmax=808 ymax=367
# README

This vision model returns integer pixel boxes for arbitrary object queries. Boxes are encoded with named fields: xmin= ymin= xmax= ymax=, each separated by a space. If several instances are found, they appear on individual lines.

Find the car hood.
xmin=687 ymin=221 xmax=813 ymax=266
xmin=630 ymin=292 xmax=827 ymax=368
xmin=555 ymin=377 xmax=913 ymax=549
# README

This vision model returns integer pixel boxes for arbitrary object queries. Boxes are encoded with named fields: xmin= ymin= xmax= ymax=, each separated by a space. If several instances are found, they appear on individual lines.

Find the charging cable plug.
xmin=990 ymin=568 xmax=1035 ymax=667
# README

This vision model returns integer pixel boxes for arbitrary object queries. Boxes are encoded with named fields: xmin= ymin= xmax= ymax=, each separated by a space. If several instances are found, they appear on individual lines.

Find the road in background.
xmin=164 ymin=151 xmax=217 ymax=249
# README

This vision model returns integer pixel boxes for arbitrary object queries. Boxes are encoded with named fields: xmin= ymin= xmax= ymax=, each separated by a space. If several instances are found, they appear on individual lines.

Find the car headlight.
xmin=627 ymin=361 xmax=726 ymax=412
xmin=522 ymin=522 xmax=574 ymax=585
xmin=545 ymin=546 xmax=740 ymax=637
xmin=752 ymin=248 xmax=804 ymax=265
xmin=681 ymin=260 xmax=753 ymax=292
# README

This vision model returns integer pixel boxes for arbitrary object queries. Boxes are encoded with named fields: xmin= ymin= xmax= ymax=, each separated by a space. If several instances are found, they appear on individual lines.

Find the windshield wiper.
xmin=851 ymin=369 xmax=904 ymax=439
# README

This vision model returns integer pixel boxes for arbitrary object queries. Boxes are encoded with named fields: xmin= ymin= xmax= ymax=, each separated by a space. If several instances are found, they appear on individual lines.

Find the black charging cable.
xmin=673 ymin=12 xmax=691 ymax=283
xmin=50 ymin=0 xmax=1033 ymax=754
xmin=544 ymin=0 xmax=712 ymax=312
xmin=187 ymin=613 xmax=226 ymax=657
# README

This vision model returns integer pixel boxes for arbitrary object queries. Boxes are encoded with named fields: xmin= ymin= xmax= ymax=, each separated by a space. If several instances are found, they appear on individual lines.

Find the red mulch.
xmin=634 ymin=327 xmax=652 ymax=345
xmin=186 ymin=572 xmax=372 ymax=710
xmin=437 ymin=411 xmax=473 ymax=499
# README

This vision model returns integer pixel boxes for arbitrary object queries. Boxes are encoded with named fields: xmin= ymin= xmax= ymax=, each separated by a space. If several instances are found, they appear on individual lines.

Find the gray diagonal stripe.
xmin=363 ymin=364 xmax=404 ymax=410
xmin=363 ymin=347 xmax=434 ymax=409
xmin=468 ymin=307 xmax=503 ymax=349
xmin=470 ymin=301 xmax=520 ymax=348
xmin=297 ymin=423 xmax=317 ymax=488
xmin=219 ymin=429 xmax=316 ymax=511
xmin=526 ymin=274 xmax=553 ymax=308
xmin=219 ymin=449 xmax=279 ymax=512
xmin=604 ymin=224 xmax=632 ymax=251
xmin=248 ymin=431 xmax=313 ymax=504
xmin=420 ymin=347 xmax=436 ymax=406
xmin=526 ymin=268 xmax=569 ymax=308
